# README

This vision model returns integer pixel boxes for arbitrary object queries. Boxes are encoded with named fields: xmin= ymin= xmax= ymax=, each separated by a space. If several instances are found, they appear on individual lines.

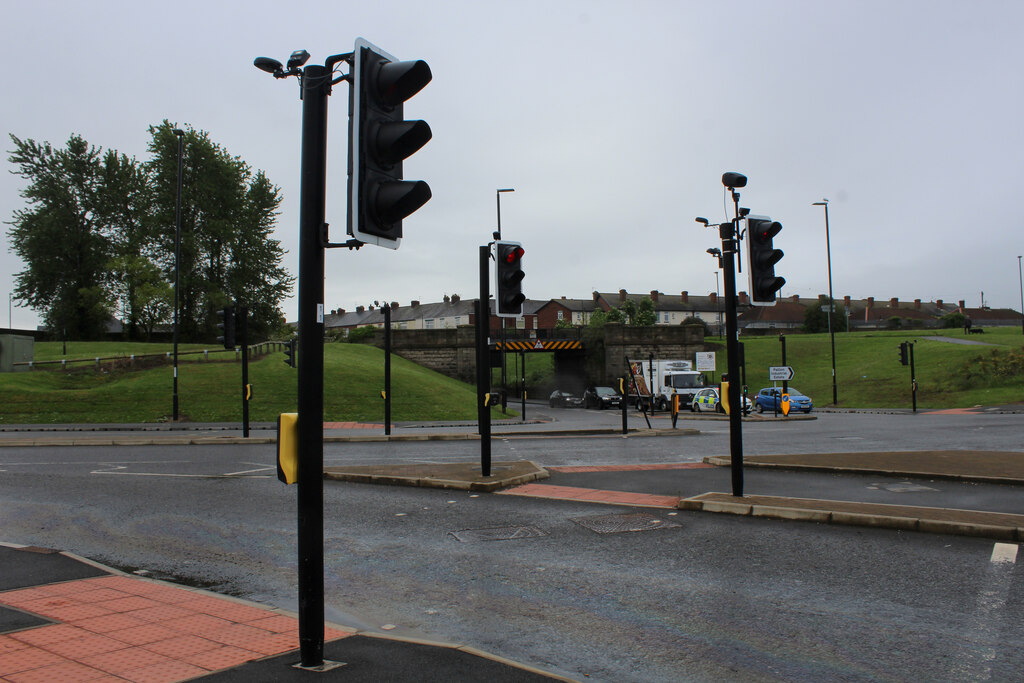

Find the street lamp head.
xmin=253 ymin=56 xmax=284 ymax=75
xmin=812 ymin=199 xmax=829 ymax=206
xmin=695 ymin=217 xmax=709 ymax=225
xmin=497 ymin=188 xmax=515 ymax=194
xmin=172 ymin=128 xmax=184 ymax=137
xmin=706 ymin=248 xmax=722 ymax=257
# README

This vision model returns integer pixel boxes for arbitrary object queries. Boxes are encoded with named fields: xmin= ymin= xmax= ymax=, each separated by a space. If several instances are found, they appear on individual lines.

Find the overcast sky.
xmin=3 ymin=0 xmax=1024 ymax=330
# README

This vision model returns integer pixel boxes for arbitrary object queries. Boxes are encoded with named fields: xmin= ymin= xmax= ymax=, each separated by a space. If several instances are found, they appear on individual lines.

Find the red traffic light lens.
xmin=503 ymin=246 xmax=524 ymax=263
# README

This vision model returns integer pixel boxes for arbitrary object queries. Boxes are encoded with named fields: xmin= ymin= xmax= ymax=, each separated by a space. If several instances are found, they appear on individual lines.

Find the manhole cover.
xmin=448 ymin=526 xmax=548 ymax=543
xmin=572 ymin=512 xmax=681 ymax=535
xmin=867 ymin=481 xmax=939 ymax=493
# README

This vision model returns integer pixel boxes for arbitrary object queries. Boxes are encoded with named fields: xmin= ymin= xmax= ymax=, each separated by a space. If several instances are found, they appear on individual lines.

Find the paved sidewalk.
xmin=0 ymin=544 xmax=570 ymax=683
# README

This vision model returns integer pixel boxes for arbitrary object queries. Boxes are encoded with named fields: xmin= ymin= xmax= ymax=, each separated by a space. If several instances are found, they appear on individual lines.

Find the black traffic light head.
xmin=746 ymin=215 xmax=785 ymax=306
xmin=898 ymin=342 xmax=909 ymax=365
xmin=495 ymin=240 xmax=526 ymax=317
xmin=348 ymin=37 xmax=432 ymax=249
xmin=283 ymin=338 xmax=297 ymax=368
xmin=217 ymin=306 xmax=236 ymax=349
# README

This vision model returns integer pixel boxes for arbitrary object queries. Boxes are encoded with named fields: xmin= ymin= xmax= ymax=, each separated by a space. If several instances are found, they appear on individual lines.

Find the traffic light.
xmin=495 ymin=240 xmax=525 ymax=317
xmin=347 ymin=37 xmax=432 ymax=249
xmin=898 ymin=342 xmax=909 ymax=366
xmin=216 ymin=306 xmax=236 ymax=349
xmin=283 ymin=338 xmax=297 ymax=368
xmin=746 ymin=215 xmax=785 ymax=305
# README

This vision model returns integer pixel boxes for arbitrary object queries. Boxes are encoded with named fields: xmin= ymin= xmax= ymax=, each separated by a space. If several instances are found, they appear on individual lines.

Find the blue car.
xmin=755 ymin=387 xmax=813 ymax=413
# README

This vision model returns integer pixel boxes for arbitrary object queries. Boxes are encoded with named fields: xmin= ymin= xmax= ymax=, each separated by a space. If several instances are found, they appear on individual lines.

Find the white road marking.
xmin=223 ymin=467 xmax=275 ymax=476
xmin=990 ymin=543 xmax=1018 ymax=564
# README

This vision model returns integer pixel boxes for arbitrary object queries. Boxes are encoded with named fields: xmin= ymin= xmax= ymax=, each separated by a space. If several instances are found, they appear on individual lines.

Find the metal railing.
xmin=14 ymin=341 xmax=287 ymax=370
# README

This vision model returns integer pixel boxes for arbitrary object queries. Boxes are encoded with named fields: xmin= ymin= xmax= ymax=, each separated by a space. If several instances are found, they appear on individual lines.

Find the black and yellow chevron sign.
xmin=496 ymin=339 xmax=582 ymax=352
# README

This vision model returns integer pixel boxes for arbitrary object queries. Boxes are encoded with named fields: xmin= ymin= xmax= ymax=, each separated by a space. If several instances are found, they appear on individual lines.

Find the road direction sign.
xmin=769 ymin=366 xmax=795 ymax=381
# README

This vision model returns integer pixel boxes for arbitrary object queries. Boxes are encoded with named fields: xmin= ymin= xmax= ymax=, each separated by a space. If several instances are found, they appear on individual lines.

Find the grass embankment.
xmin=1 ymin=342 xmax=503 ymax=424
xmin=706 ymin=327 xmax=1024 ymax=409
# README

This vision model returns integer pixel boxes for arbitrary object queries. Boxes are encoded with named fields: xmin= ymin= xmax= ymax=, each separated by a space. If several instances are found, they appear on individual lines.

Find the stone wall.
xmin=364 ymin=323 xmax=708 ymax=387
xmin=599 ymin=323 xmax=707 ymax=381
xmin=368 ymin=326 xmax=478 ymax=382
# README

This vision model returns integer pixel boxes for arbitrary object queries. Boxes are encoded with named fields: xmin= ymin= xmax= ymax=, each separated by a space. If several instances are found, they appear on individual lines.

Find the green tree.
xmin=803 ymin=302 xmax=847 ymax=333
xmin=147 ymin=122 xmax=293 ymax=340
xmin=635 ymin=297 xmax=657 ymax=326
xmin=6 ymin=134 xmax=113 ymax=339
xmin=95 ymin=149 xmax=158 ymax=339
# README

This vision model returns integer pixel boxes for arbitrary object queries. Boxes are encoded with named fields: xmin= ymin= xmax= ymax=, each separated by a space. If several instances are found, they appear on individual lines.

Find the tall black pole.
xmin=824 ymin=202 xmax=838 ymax=405
xmin=384 ymin=303 xmax=391 ymax=435
xmin=172 ymin=129 xmax=184 ymax=421
xmin=476 ymin=246 xmax=491 ymax=476
xmin=721 ymin=216 xmax=744 ymax=497
xmin=909 ymin=342 xmax=917 ymax=413
xmin=1017 ymin=255 xmax=1023 ymax=335
xmin=520 ymin=350 xmax=526 ymax=421
xmin=240 ymin=305 xmax=249 ymax=438
xmin=296 ymin=63 xmax=328 ymax=668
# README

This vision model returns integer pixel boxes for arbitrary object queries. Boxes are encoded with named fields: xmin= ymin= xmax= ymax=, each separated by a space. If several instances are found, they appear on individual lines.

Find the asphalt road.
xmin=1 ymin=412 xmax=1022 ymax=682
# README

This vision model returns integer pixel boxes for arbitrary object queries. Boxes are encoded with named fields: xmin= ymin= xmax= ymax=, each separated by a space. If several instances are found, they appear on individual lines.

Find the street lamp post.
xmin=172 ymin=129 xmax=185 ymax=421
xmin=813 ymin=199 xmax=838 ymax=405
xmin=496 ymin=188 xmax=514 ymax=411
xmin=1018 ymin=255 xmax=1023 ymax=335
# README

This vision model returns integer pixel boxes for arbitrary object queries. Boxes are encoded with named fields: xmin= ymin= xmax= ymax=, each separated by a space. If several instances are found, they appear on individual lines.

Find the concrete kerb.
xmin=0 ymin=426 xmax=700 ymax=447
xmin=702 ymin=454 xmax=1024 ymax=486
xmin=680 ymin=493 xmax=1024 ymax=541
xmin=325 ymin=460 xmax=550 ymax=493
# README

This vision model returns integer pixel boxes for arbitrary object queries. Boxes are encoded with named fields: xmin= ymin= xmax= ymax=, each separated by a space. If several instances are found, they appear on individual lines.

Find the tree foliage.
xmin=802 ymin=302 xmax=847 ymax=333
xmin=7 ymin=135 xmax=112 ymax=339
xmin=6 ymin=124 xmax=294 ymax=342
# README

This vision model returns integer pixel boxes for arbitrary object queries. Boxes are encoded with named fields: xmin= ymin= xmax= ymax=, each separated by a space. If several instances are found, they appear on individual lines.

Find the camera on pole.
xmin=347 ymin=38 xmax=432 ymax=249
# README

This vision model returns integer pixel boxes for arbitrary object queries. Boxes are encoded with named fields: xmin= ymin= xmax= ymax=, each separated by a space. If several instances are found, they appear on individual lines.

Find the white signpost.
xmin=768 ymin=366 xmax=795 ymax=381
xmin=695 ymin=352 xmax=716 ymax=372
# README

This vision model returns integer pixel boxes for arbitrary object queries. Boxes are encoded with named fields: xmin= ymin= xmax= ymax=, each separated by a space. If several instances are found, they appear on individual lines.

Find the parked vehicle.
xmin=549 ymin=389 xmax=583 ymax=408
xmin=755 ymin=387 xmax=813 ymax=413
xmin=583 ymin=386 xmax=622 ymax=410
xmin=628 ymin=359 xmax=707 ymax=410
xmin=691 ymin=387 xmax=752 ymax=414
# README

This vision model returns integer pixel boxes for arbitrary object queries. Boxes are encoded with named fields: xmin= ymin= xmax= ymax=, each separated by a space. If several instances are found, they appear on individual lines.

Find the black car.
xmin=548 ymin=390 xmax=583 ymax=408
xmin=583 ymin=386 xmax=622 ymax=410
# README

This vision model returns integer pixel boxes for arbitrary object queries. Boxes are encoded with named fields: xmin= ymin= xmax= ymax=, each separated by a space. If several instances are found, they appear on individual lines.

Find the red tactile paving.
xmin=0 ymin=573 xmax=352 ymax=683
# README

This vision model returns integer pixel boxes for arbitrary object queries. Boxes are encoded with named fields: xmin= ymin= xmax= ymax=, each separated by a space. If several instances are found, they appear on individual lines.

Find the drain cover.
xmin=449 ymin=526 xmax=548 ymax=543
xmin=572 ymin=512 xmax=681 ymax=535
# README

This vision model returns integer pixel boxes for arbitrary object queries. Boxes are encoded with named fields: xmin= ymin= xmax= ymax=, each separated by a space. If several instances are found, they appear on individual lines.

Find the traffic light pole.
xmin=383 ymin=303 xmax=391 ymax=436
xmin=909 ymin=342 xmax=917 ymax=413
xmin=476 ymin=245 xmax=492 ymax=476
xmin=296 ymin=62 xmax=329 ymax=669
xmin=240 ymin=305 xmax=249 ymax=438
xmin=721 ymin=215 xmax=744 ymax=497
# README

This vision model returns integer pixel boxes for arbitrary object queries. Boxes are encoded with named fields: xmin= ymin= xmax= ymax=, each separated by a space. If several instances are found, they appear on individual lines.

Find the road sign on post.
xmin=768 ymin=366 xmax=794 ymax=381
